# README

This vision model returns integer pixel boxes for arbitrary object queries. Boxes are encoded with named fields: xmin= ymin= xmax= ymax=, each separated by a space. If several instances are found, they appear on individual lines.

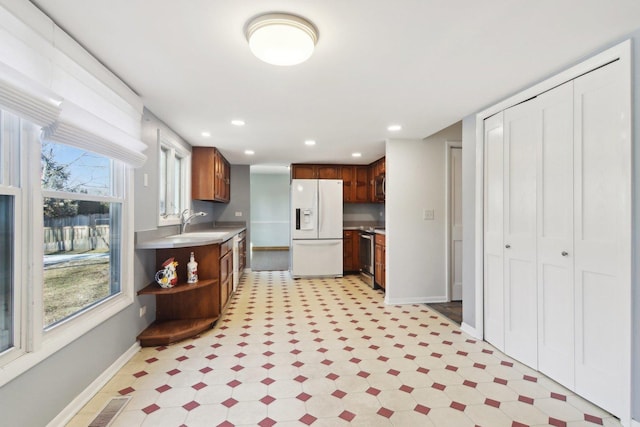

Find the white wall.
xmin=386 ymin=122 xmax=462 ymax=304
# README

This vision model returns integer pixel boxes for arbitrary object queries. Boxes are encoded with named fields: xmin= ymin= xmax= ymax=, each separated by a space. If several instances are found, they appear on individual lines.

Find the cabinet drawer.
xmin=220 ymin=239 xmax=233 ymax=255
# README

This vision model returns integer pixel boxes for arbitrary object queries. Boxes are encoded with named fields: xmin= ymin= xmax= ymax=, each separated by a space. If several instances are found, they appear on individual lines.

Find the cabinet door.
xmin=374 ymin=243 xmax=383 ymax=286
xmin=354 ymin=166 xmax=369 ymax=202
xmin=343 ymin=231 xmax=353 ymax=270
xmin=317 ymin=165 xmax=340 ymax=179
xmin=341 ymin=167 xmax=354 ymax=202
xmin=192 ymin=147 xmax=215 ymax=200
xmin=291 ymin=165 xmax=317 ymax=179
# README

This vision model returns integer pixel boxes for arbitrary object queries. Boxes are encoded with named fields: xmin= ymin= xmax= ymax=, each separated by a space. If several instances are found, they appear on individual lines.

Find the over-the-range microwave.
xmin=374 ymin=174 xmax=385 ymax=200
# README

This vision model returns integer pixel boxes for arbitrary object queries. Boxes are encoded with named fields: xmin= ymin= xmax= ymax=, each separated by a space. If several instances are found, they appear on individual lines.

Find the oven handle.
xmin=360 ymin=234 xmax=373 ymax=241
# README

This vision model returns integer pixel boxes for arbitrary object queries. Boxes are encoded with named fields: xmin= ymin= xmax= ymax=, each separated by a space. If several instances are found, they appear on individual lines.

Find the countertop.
xmin=136 ymin=227 xmax=246 ymax=249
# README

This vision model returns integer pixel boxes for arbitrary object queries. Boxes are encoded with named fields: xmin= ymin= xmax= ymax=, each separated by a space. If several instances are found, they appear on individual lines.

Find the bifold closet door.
xmin=502 ymin=98 xmax=539 ymax=369
xmin=483 ymin=112 xmax=505 ymax=351
xmin=572 ymin=59 xmax=630 ymax=417
xmin=536 ymin=82 xmax=575 ymax=388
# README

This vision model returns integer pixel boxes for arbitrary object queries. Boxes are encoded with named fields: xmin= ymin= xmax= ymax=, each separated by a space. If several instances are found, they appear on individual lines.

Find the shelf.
xmin=137 ymin=317 xmax=219 ymax=347
xmin=137 ymin=278 xmax=217 ymax=296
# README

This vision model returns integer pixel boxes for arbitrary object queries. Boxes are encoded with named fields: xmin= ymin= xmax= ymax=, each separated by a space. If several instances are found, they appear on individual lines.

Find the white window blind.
xmin=0 ymin=63 xmax=61 ymax=127
xmin=42 ymin=101 xmax=147 ymax=168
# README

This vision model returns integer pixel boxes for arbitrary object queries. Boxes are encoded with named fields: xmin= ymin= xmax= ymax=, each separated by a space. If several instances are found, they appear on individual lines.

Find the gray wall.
xmin=250 ymin=172 xmax=290 ymax=247
xmin=343 ymin=203 xmax=385 ymax=224
xmin=460 ymin=28 xmax=640 ymax=421
xmin=461 ymin=115 xmax=476 ymax=329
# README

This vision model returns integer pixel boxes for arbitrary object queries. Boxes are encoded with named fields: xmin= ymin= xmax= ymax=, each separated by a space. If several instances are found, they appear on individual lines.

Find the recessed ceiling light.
xmin=246 ymin=13 xmax=318 ymax=66
xmin=387 ymin=124 xmax=402 ymax=131
xmin=231 ymin=119 xmax=246 ymax=126
xmin=244 ymin=149 xmax=255 ymax=155
xmin=352 ymin=152 xmax=362 ymax=158
xmin=304 ymin=140 xmax=316 ymax=146
xmin=201 ymin=131 xmax=211 ymax=137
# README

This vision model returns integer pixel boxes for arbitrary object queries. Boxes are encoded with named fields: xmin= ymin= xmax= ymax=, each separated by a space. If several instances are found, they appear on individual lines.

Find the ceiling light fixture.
xmin=244 ymin=149 xmax=255 ymax=155
xmin=231 ymin=119 xmax=245 ymax=126
xmin=201 ymin=131 xmax=211 ymax=137
xmin=387 ymin=124 xmax=402 ymax=131
xmin=304 ymin=140 xmax=316 ymax=146
xmin=246 ymin=13 xmax=318 ymax=66
xmin=352 ymin=152 xmax=362 ymax=158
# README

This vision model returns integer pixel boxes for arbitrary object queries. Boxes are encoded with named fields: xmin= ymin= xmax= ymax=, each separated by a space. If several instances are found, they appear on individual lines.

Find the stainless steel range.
xmin=359 ymin=230 xmax=375 ymax=287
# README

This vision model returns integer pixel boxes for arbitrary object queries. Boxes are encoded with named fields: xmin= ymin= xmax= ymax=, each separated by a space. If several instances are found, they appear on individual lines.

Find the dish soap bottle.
xmin=187 ymin=252 xmax=198 ymax=284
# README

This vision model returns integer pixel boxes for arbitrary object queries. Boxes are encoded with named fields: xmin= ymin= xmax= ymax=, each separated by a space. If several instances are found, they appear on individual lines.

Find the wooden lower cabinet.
xmin=343 ymin=230 xmax=360 ymax=272
xmin=374 ymin=234 xmax=386 ymax=289
xmin=137 ymin=244 xmax=221 ymax=347
xmin=238 ymin=230 xmax=247 ymax=277
xmin=220 ymin=238 xmax=233 ymax=310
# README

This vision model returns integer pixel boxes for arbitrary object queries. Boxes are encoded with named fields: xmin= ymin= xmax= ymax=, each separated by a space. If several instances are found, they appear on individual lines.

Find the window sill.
xmin=0 ymin=292 xmax=133 ymax=388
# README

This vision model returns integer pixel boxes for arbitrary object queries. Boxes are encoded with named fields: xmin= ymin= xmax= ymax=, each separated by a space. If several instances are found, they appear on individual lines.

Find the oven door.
xmin=359 ymin=232 xmax=374 ymax=275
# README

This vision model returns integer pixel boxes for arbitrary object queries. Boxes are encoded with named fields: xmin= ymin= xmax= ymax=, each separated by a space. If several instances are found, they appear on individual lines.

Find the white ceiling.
xmin=31 ymin=1 xmax=640 ymax=166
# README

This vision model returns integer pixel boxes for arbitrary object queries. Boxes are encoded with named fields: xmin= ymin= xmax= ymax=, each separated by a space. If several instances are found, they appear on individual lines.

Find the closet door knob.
xmin=505 ymin=244 xmax=511 ymax=249
xmin=561 ymin=251 xmax=569 ymax=257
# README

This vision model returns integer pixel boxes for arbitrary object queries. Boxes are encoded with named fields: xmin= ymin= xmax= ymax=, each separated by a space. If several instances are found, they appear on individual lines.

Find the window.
xmin=0 ymin=105 xmax=135 ymax=384
xmin=0 ymin=195 xmax=14 ymax=353
xmin=0 ymin=110 xmax=21 ymax=359
xmin=158 ymin=133 xmax=190 ymax=225
xmin=41 ymin=141 xmax=123 ymax=327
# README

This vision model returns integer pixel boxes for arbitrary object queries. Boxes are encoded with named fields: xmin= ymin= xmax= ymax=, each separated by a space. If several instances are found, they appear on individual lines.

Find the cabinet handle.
xmin=505 ymin=244 xmax=511 ymax=249
xmin=561 ymin=251 xmax=568 ymax=257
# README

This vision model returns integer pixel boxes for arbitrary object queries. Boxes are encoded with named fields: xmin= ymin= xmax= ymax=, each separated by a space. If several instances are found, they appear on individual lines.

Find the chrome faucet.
xmin=180 ymin=209 xmax=207 ymax=234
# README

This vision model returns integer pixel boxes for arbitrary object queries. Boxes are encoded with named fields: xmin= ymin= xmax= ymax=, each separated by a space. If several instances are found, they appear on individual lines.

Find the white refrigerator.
xmin=291 ymin=179 xmax=343 ymax=277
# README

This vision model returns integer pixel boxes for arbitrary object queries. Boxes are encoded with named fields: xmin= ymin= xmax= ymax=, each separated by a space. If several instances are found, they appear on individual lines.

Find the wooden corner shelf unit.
xmin=136 ymin=243 xmax=222 ymax=347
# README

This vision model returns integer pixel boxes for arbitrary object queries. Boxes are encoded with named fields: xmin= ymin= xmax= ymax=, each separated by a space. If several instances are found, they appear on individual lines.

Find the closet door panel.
xmin=573 ymin=59 xmax=630 ymax=417
xmin=503 ymin=100 xmax=538 ymax=369
xmin=483 ymin=113 xmax=505 ymax=350
xmin=536 ymin=82 xmax=574 ymax=388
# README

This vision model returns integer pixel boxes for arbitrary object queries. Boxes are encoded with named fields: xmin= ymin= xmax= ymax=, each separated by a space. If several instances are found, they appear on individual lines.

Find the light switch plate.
xmin=423 ymin=209 xmax=435 ymax=220
xmin=235 ymin=211 xmax=243 ymax=217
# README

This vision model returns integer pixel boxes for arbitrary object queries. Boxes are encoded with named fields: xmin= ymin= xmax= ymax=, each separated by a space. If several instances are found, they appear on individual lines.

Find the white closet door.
xmin=573 ymin=59 xmax=631 ymax=417
xmin=536 ymin=82 xmax=575 ymax=388
xmin=503 ymin=99 xmax=539 ymax=369
xmin=483 ymin=112 xmax=505 ymax=351
xmin=450 ymin=147 xmax=463 ymax=301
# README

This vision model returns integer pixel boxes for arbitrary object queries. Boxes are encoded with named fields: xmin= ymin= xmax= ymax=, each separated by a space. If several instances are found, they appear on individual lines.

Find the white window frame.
xmin=0 ymin=126 xmax=135 ymax=388
xmin=158 ymin=130 xmax=191 ymax=227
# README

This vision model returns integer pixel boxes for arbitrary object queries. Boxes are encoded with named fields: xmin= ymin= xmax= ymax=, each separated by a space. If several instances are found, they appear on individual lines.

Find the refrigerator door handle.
xmin=317 ymin=184 xmax=323 ymax=233
xmin=295 ymin=208 xmax=301 ymax=230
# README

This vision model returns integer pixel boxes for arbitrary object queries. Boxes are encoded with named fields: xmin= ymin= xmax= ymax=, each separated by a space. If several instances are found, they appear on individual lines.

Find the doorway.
xmin=249 ymin=166 xmax=290 ymax=271
xmin=447 ymin=143 xmax=463 ymax=301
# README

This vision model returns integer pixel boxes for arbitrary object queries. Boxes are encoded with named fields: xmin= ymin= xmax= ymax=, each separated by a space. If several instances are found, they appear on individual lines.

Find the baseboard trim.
xmin=460 ymin=322 xmax=483 ymax=340
xmin=385 ymin=296 xmax=448 ymax=305
xmin=47 ymin=342 xmax=140 ymax=427
xmin=630 ymin=418 xmax=639 ymax=427
xmin=252 ymin=246 xmax=289 ymax=251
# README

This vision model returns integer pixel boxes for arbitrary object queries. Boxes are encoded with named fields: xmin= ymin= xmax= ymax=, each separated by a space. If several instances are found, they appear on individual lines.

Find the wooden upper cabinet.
xmin=192 ymin=147 xmax=231 ymax=203
xmin=291 ymin=164 xmax=341 ymax=180
xmin=342 ymin=165 xmax=369 ymax=203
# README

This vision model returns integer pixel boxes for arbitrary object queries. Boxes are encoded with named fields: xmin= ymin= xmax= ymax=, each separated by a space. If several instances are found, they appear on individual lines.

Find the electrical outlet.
xmin=235 ymin=211 xmax=243 ymax=217
xmin=139 ymin=305 xmax=146 ymax=317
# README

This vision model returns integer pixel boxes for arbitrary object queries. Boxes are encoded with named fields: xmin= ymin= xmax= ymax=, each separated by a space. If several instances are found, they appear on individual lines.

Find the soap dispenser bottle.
xmin=187 ymin=252 xmax=198 ymax=284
